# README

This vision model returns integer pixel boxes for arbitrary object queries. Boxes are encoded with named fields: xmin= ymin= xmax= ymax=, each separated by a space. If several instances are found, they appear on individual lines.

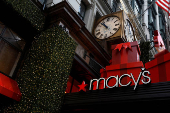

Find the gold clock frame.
xmin=93 ymin=10 xmax=126 ymax=42
xmin=93 ymin=10 xmax=136 ymax=43
xmin=93 ymin=16 xmax=121 ymax=40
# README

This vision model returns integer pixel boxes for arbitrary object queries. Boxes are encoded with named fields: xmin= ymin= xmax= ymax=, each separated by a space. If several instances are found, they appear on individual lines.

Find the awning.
xmin=63 ymin=81 xmax=170 ymax=111
xmin=0 ymin=73 xmax=21 ymax=101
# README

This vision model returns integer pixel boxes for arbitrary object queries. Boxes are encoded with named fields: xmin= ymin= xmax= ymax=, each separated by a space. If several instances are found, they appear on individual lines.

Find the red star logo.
xmin=78 ymin=81 xmax=87 ymax=92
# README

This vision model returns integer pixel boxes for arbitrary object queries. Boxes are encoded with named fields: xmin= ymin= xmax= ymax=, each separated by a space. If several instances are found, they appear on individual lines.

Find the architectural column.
xmin=143 ymin=0 xmax=148 ymax=28
xmin=166 ymin=14 xmax=170 ymax=51
xmin=84 ymin=2 xmax=95 ymax=32
xmin=155 ymin=4 xmax=160 ymax=32
xmin=142 ymin=0 xmax=150 ymax=41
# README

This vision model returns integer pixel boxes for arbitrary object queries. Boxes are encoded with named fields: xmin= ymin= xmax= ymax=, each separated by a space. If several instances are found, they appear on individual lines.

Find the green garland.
xmin=4 ymin=26 xmax=77 ymax=112
xmin=2 ymin=0 xmax=45 ymax=31
xmin=140 ymin=41 xmax=151 ymax=65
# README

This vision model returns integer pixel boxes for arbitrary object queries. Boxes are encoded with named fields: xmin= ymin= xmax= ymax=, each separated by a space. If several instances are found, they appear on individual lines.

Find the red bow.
xmin=114 ymin=42 xmax=132 ymax=51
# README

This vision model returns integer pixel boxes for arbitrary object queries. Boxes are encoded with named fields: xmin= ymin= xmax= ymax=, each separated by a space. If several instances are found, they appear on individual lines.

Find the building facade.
xmin=119 ymin=0 xmax=170 ymax=54
xmin=0 ymin=0 xmax=169 ymax=112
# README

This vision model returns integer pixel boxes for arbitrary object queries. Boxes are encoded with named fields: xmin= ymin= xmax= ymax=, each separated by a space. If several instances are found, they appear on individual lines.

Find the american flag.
xmin=156 ymin=0 xmax=170 ymax=18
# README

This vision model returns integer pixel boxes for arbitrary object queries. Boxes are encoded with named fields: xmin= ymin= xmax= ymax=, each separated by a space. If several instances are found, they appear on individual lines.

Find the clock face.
xmin=94 ymin=16 xmax=121 ymax=39
xmin=124 ymin=19 xmax=134 ymax=42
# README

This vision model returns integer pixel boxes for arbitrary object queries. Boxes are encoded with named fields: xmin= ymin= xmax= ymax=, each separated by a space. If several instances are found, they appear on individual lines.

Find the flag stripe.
xmin=165 ymin=0 xmax=170 ymax=4
xmin=156 ymin=0 xmax=170 ymax=13
xmin=156 ymin=1 xmax=168 ymax=12
xmin=159 ymin=0 xmax=170 ymax=9
xmin=156 ymin=2 xmax=169 ymax=13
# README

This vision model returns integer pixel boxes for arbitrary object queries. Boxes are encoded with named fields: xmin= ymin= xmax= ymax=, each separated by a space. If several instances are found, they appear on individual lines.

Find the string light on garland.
xmin=2 ymin=0 xmax=45 ymax=31
xmin=3 ymin=26 xmax=77 ymax=112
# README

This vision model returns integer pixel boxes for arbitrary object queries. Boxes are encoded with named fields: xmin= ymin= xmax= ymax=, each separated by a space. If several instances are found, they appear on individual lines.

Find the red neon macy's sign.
xmin=78 ymin=68 xmax=151 ymax=91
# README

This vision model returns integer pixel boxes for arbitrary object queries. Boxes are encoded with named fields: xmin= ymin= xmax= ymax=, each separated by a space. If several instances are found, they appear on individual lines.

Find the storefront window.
xmin=67 ymin=0 xmax=86 ymax=20
xmin=0 ymin=21 xmax=25 ymax=77
xmin=78 ymin=1 xmax=86 ymax=20
xmin=53 ymin=0 xmax=62 ymax=4
xmin=112 ymin=0 xmax=117 ymax=12
xmin=67 ymin=0 xmax=81 ymax=12
xmin=131 ymin=0 xmax=142 ymax=23
xmin=38 ymin=0 xmax=45 ymax=4
xmin=89 ymin=54 xmax=101 ymax=74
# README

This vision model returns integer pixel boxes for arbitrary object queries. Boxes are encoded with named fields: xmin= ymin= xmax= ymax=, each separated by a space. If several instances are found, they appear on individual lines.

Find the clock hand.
xmin=104 ymin=24 xmax=110 ymax=30
xmin=101 ymin=22 xmax=108 ymax=29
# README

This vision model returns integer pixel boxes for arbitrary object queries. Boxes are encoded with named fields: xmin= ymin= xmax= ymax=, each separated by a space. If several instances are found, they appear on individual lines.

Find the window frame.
xmin=131 ymin=0 xmax=143 ymax=23
xmin=112 ymin=0 xmax=117 ymax=12
xmin=0 ymin=21 xmax=27 ymax=79
xmin=78 ymin=1 xmax=87 ymax=20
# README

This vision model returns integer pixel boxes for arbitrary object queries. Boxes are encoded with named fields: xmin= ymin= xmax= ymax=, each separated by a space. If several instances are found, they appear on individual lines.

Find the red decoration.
xmin=111 ymin=41 xmax=140 ymax=65
xmin=154 ymin=49 xmax=169 ymax=58
xmin=0 ymin=73 xmax=22 ymax=101
xmin=78 ymin=81 xmax=87 ymax=92
xmin=65 ymin=76 xmax=84 ymax=93
xmin=145 ymin=50 xmax=170 ymax=83
xmin=72 ymin=79 xmax=82 ymax=92
xmin=102 ymin=61 xmax=144 ymax=87
xmin=89 ymin=41 xmax=144 ymax=90
xmin=154 ymin=30 xmax=164 ymax=47
xmin=153 ymin=30 xmax=165 ymax=52
xmin=65 ymin=76 xmax=73 ymax=93
xmin=114 ymin=42 xmax=132 ymax=51
xmin=91 ymin=62 xmax=144 ymax=90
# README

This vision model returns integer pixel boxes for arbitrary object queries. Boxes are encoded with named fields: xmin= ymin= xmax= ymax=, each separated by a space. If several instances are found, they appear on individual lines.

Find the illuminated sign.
xmin=89 ymin=68 xmax=151 ymax=90
xmin=78 ymin=68 xmax=151 ymax=91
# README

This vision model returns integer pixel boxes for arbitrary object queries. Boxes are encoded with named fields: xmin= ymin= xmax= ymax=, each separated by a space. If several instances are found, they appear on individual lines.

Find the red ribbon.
xmin=114 ymin=42 xmax=132 ymax=51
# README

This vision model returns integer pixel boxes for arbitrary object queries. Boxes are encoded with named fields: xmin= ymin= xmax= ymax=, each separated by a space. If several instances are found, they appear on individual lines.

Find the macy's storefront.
xmin=62 ymin=32 xmax=170 ymax=112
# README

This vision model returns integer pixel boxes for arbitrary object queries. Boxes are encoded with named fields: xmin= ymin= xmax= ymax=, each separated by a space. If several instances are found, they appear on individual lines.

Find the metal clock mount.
xmin=124 ymin=19 xmax=135 ymax=42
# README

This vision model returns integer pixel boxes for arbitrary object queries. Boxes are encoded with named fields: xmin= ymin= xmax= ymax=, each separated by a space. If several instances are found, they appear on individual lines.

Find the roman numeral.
xmin=100 ymin=34 xmax=103 ymax=37
xmin=96 ymin=32 xmax=100 ymax=36
xmin=114 ymin=20 xmax=118 ymax=23
xmin=113 ymin=28 xmax=118 ymax=31
xmin=104 ymin=34 xmax=107 ymax=38
xmin=96 ymin=29 xmax=100 ymax=32
xmin=115 ymin=24 xmax=119 ymax=26
xmin=101 ymin=21 xmax=105 ymax=24
xmin=107 ymin=18 xmax=110 ymax=21
xmin=98 ymin=25 xmax=101 ymax=27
